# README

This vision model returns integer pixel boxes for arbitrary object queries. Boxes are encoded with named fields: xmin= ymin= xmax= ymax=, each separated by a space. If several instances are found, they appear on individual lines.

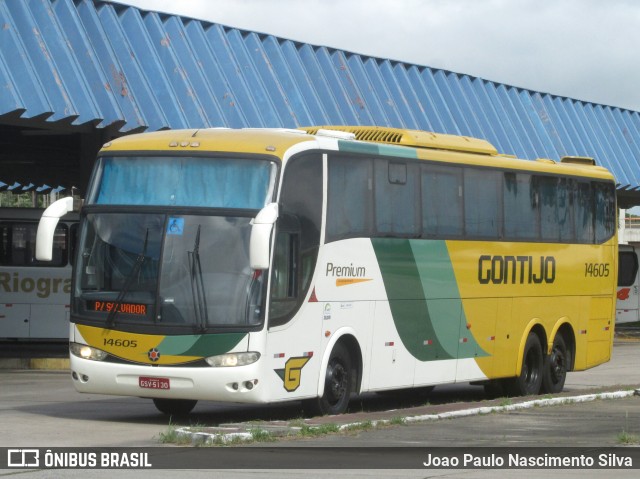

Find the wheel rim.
xmin=326 ymin=359 xmax=348 ymax=406
xmin=549 ymin=345 xmax=566 ymax=384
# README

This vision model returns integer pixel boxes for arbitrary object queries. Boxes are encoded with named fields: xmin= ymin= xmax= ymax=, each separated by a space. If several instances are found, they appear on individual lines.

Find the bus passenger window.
xmin=464 ymin=169 xmax=502 ymax=239
xmin=0 ymin=222 xmax=68 ymax=267
xmin=574 ymin=182 xmax=594 ymax=243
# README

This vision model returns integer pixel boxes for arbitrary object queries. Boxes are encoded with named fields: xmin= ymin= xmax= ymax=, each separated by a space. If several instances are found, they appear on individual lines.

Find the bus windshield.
xmin=90 ymin=156 xmax=276 ymax=209
xmin=76 ymin=212 xmax=264 ymax=329
xmin=74 ymin=155 xmax=277 ymax=331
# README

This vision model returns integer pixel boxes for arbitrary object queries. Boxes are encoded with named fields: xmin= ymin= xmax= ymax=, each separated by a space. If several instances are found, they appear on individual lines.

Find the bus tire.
xmin=506 ymin=332 xmax=543 ymax=397
xmin=542 ymin=334 xmax=570 ymax=394
xmin=152 ymin=398 xmax=198 ymax=416
xmin=305 ymin=343 xmax=353 ymax=416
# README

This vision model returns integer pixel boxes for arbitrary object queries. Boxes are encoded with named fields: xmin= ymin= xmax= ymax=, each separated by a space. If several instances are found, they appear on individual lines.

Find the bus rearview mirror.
xmin=250 ymin=203 xmax=279 ymax=270
xmin=36 ymin=196 xmax=80 ymax=261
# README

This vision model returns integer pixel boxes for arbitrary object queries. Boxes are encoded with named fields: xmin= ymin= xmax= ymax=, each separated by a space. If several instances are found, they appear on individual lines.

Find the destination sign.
xmin=87 ymin=301 xmax=147 ymax=316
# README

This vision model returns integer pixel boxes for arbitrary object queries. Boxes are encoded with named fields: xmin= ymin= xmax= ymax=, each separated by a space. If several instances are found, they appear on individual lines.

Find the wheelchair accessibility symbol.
xmin=167 ymin=218 xmax=184 ymax=235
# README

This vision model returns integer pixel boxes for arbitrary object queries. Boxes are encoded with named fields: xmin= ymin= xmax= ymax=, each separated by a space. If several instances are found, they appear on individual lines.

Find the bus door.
xmin=617 ymin=245 xmax=640 ymax=324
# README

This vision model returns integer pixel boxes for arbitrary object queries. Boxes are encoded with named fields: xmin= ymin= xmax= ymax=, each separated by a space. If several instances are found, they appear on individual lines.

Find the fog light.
xmin=245 ymin=381 xmax=254 ymax=390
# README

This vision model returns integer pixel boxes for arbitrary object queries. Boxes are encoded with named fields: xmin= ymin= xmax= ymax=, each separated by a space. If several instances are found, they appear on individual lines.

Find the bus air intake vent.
xmin=561 ymin=156 xmax=596 ymax=166
xmin=300 ymin=125 xmax=498 ymax=156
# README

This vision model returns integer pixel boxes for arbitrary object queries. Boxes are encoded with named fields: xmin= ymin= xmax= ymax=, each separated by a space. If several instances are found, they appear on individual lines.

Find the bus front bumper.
xmin=69 ymin=354 xmax=267 ymax=403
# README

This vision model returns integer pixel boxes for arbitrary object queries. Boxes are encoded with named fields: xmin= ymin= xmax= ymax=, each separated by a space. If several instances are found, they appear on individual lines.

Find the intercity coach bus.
xmin=36 ymin=126 xmax=617 ymax=416
xmin=0 ymin=207 xmax=76 ymax=339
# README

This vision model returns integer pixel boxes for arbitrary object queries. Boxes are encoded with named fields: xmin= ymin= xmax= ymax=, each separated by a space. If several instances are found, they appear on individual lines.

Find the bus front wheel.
xmin=305 ymin=343 xmax=353 ymax=416
xmin=153 ymin=398 xmax=198 ymax=416
xmin=506 ymin=332 xmax=543 ymax=397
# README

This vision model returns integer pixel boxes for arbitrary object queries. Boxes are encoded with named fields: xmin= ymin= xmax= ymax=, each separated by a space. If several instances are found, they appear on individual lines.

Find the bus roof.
xmin=100 ymin=126 xmax=615 ymax=182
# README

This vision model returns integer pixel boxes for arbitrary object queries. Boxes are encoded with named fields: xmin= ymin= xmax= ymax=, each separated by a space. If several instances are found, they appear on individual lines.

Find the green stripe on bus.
xmin=372 ymin=238 xmax=487 ymax=361
xmin=158 ymin=333 xmax=247 ymax=357
xmin=372 ymin=238 xmax=454 ymax=361
xmin=337 ymin=140 xmax=419 ymax=159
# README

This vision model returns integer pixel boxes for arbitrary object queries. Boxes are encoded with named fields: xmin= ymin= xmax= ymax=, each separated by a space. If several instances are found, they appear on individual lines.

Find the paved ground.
xmin=0 ymin=336 xmax=638 ymax=478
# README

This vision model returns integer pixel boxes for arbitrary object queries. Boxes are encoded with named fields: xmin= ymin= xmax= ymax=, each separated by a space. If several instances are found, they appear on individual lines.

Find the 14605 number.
xmin=585 ymin=263 xmax=610 ymax=277
xmin=103 ymin=338 xmax=138 ymax=348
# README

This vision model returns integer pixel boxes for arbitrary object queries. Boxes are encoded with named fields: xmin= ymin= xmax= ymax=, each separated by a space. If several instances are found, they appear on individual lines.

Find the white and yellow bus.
xmin=36 ymin=126 xmax=617 ymax=416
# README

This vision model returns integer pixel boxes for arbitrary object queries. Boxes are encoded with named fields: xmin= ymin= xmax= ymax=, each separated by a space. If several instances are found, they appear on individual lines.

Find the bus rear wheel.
xmin=506 ymin=332 xmax=543 ymax=396
xmin=305 ymin=343 xmax=353 ymax=416
xmin=542 ymin=334 xmax=570 ymax=394
xmin=153 ymin=398 xmax=198 ymax=416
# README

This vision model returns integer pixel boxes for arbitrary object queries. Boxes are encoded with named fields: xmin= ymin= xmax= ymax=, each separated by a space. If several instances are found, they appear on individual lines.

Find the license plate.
xmin=139 ymin=376 xmax=170 ymax=390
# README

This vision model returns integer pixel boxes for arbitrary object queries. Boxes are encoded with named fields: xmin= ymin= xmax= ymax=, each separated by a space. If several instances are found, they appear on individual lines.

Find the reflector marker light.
xmin=423 ymin=340 xmax=433 ymax=346
xmin=308 ymin=288 xmax=318 ymax=302
xmin=274 ymin=353 xmax=285 ymax=359
xmin=385 ymin=341 xmax=395 ymax=347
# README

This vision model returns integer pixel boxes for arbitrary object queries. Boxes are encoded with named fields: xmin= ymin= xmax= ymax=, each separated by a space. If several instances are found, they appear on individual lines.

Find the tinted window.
xmin=574 ymin=181 xmax=594 ymax=243
xmin=269 ymin=154 xmax=323 ymax=327
xmin=327 ymin=156 xmax=373 ymax=239
xmin=326 ymin=153 xmax=615 ymax=245
xmin=375 ymin=160 xmax=419 ymax=236
xmin=0 ymin=222 xmax=68 ymax=267
xmin=504 ymin=172 xmax=538 ymax=240
xmin=422 ymin=165 xmax=463 ymax=237
xmin=618 ymin=251 xmax=638 ymax=287
xmin=464 ymin=168 xmax=502 ymax=238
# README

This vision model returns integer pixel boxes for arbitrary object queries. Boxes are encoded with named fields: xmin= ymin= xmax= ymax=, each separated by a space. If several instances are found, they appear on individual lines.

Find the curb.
xmin=174 ymin=389 xmax=640 ymax=445
xmin=0 ymin=357 xmax=69 ymax=370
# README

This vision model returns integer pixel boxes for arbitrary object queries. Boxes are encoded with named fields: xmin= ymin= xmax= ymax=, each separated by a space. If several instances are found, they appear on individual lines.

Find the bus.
xmin=1 ymin=207 xmax=76 ymax=339
xmin=617 ymin=244 xmax=639 ymax=323
xmin=35 ymin=126 xmax=617 ymax=416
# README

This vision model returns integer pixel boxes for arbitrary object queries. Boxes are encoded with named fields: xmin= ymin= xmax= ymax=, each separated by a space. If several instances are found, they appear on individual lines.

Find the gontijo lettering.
xmin=478 ymin=255 xmax=556 ymax=284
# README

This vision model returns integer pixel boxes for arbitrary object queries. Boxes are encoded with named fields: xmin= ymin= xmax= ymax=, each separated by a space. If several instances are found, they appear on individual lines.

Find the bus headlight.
xmin=205 ymin=352 xmax=260 ymax=367
xmin=70 ymin=342 xmax=108 ymax=361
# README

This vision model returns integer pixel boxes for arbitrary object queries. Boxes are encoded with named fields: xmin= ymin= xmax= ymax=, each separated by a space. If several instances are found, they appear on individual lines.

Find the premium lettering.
xmin=478 ymin=255 xmax=556 ymax=284
xmin=326 ymin=262 xmax=366 ymax=278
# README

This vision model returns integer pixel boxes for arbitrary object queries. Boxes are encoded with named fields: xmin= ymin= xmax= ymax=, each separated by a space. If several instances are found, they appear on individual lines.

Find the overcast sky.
xmin=113 ymin=0 xmax=640 ymax=112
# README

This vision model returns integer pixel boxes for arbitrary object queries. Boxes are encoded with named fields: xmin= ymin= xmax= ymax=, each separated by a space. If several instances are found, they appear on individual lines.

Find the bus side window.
xmin=269 ymin=219 xmax=300 ymax=323
xmin=0 ymin=223 xmax=11 ymax=265
xmin=0 ymin=222 xmax=68 ymax=267
xmin=268 ymin=153 xmax=322 ymax=328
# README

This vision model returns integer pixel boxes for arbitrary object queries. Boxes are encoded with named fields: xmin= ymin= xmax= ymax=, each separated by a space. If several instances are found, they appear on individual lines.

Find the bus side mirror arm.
xmin=250 ymin=203 xmax=279 ymax=270
xmin=36 ymin=197 xmax=81 ymax=261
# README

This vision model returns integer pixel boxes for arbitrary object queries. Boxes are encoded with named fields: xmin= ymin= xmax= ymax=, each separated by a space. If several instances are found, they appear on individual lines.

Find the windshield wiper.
xmin=188 ymin=224 xmax=209 ymax=332
xmin=106 ymin=229 xmax=149 ymax=327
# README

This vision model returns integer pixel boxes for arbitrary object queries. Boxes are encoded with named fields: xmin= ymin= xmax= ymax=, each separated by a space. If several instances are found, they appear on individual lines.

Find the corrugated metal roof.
xmin=2 ymin=0 xmax=640 ymax=195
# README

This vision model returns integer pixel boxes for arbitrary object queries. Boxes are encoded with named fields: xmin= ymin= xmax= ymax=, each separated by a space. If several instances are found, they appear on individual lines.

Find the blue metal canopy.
xmin=1 ymin=0 xmax=640 ymax=199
